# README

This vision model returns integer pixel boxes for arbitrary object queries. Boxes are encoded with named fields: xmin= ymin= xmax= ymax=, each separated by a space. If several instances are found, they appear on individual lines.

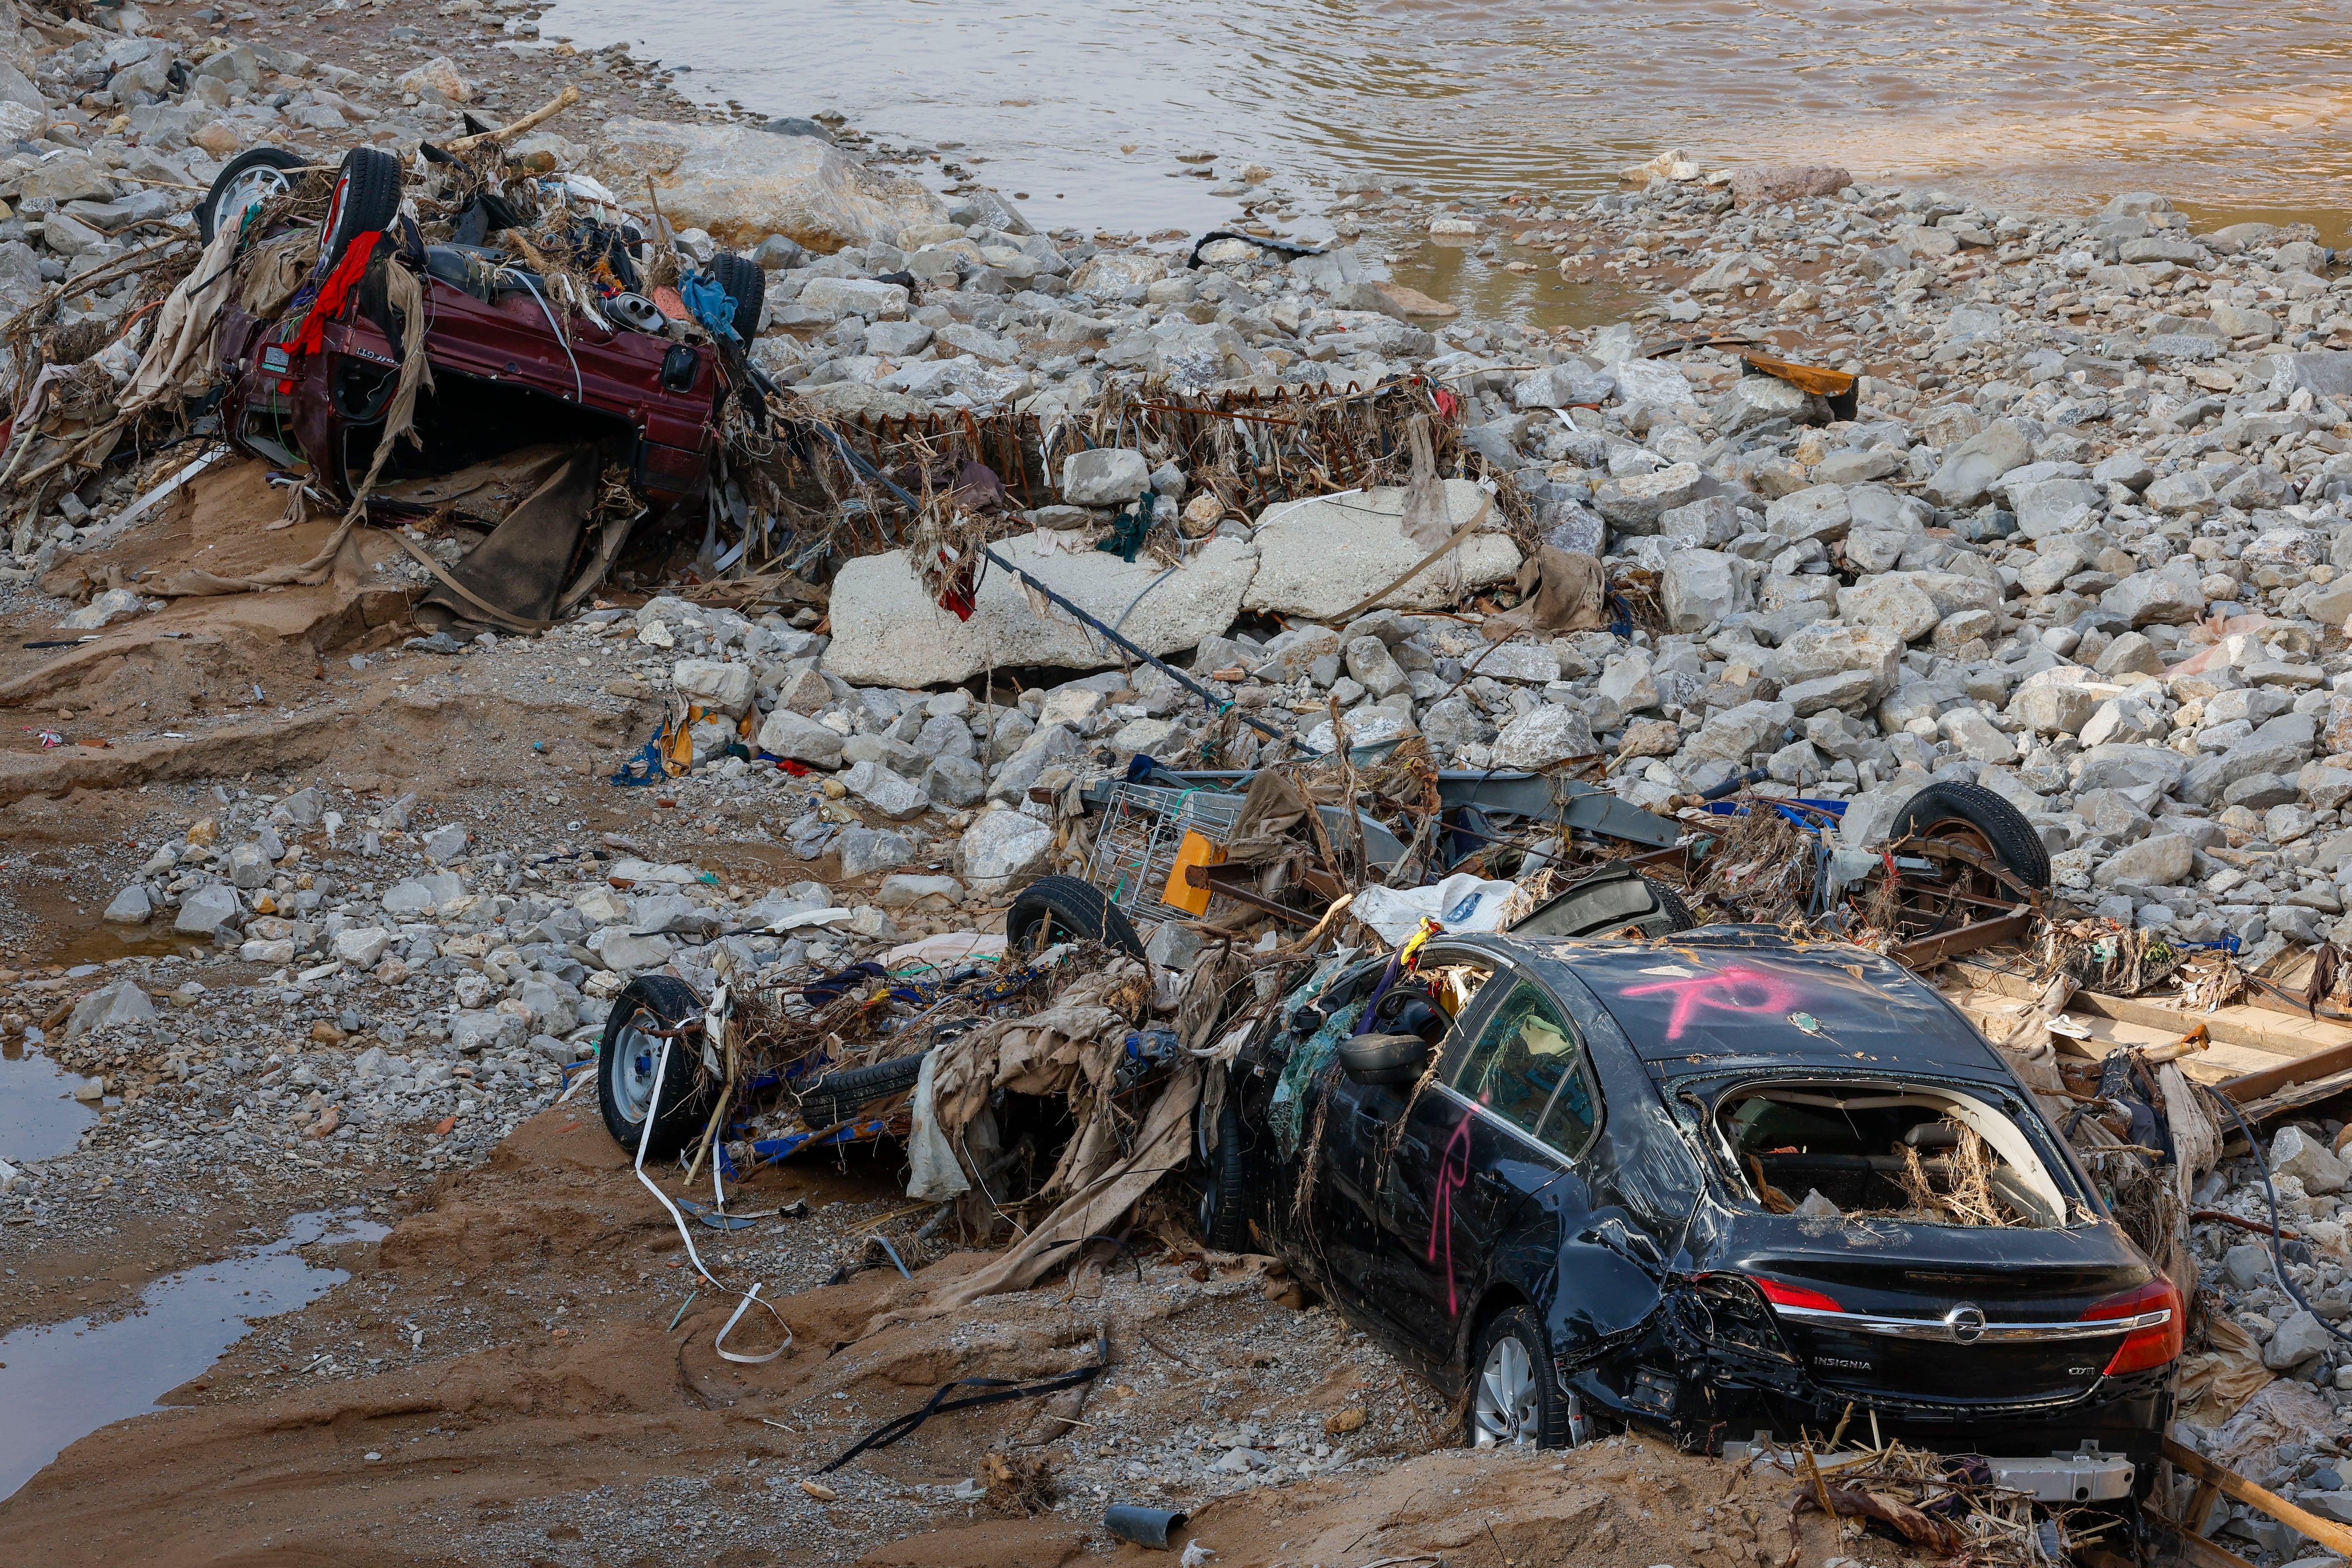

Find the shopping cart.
xmin=1084 ymin=780 xmax=1250 ymax=927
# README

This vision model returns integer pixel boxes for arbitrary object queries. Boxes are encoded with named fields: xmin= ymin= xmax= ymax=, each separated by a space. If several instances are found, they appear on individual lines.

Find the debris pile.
xmin=15 ymin=0 xmax=2352 ymax=1553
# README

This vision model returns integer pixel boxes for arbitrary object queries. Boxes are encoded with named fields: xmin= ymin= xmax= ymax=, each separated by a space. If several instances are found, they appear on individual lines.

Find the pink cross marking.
xmin=1619 ymin=965 xmax=1801 ymax=1041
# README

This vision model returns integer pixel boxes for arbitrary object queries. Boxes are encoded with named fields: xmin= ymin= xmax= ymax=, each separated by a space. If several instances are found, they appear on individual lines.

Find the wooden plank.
xmin=1946 ymin=959 xmax=2352 ymax=1064
xmin=2163 ymin=1437 xmax=2352 ymax=1560
xmin=2145 ymin=1504 xmax=2257 ymax=1568
xmin=2236 ymin=1065 xmax=2352 ymax=1124
xmin=1941 ymin=990 xmax=2272 ymax=1086
xmin=2223 ymin=1039 xmax=2352 ymax=1104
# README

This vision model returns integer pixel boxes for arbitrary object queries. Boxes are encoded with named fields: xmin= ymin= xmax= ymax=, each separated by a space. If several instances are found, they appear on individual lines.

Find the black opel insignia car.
xmin=1207 ymin=917 xmax=2179 ymax=1503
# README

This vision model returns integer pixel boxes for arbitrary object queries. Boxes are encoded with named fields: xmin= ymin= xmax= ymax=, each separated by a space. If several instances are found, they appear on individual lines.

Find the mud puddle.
xmin=0 ymin=1040 xmax=97 ymax=1162
xmin=0 ymin=1208 xmax=388 ymax=1502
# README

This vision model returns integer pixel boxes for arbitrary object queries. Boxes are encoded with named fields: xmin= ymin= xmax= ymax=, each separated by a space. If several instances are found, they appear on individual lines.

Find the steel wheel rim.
xmin=1473 ymin=1335 xmax=1539 ymax=1447
xmin=611 ymin=1018 xmax=660 ymax=1125
xmin=217 ymin=164 xmax=291 ymax=231
xmin=1894 ymin=818 xmax=2005 ymax=937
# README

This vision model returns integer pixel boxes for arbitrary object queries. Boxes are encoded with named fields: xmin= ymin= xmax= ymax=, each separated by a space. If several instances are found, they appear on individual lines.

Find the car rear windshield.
xmin=1709 ymin=1080 xmax=2082 ymax=1228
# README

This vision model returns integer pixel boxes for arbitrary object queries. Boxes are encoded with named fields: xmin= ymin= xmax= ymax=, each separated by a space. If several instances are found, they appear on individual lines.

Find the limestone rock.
xmin=1837 ymin=576 xmax=1939 ymax=642
xmin=1772 ymin=623 xmax=1900 ymax=703
xmin=394 ymin=56 xmax=472 ymax=101
xmin=175 ymin=884 xmax=241 ymax=935
xmin=1494 ymin=706 xmax=1599 ymax=769
xmin=2265 ymin=1309 xmax=2332 ymax=1370
xmin=103 ymin=884 xmax=153 ymax=924
xmin=827 ymin=533 xmax=1257 ymax=686
xmin=1062 ymin=448 xmax=1150 ymax=504
xmin=68 ymin=979 xmax=155 ymax=1040
xmin=1764 ymin=484 xmax=1852 ymax=542
xmin=1662 ymin=549 xmax=1747 ymax=630
xmin=1595 ymin=462 xmax=1705 ymax=533
xmin=1728 ymin=164 xmax=1851 ymax=207
xmin=836 ymin=826 xmax=917 ymax=878
xmin=843 ymin=759 xmax=928 ymax=820
xmin=757 ymin=709 xmax=846 ymax=766
xmin=1923 ymin=419 xmax=2032 ymax=508
xmin=591 ymin=116 xmax=947 ymax=252
xmin=1247 ymin=481 xmax=1519 ymax=619
xmin=2274 ymin=1124 xmax=2350 ymax=1196
xmin=2103 ymin=568 xmax=2206 ymax=627
xmin=962 ymin=810 xmax=1055 ymax=885
xmin=2092 ymin=833 xmax=2193 ymax=887
xmin=673 ymin=657 xmax=756 ymax=717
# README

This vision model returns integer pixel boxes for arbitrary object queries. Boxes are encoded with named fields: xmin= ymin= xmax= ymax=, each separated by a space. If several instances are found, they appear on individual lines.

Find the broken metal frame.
xmin=1124 ymin=768 xmax=1680 ymax=851
xmin=1620 ymin=808 xmax=2043 ymax=972
xmin=1073 ymin=765 xmax=1680 ymax=928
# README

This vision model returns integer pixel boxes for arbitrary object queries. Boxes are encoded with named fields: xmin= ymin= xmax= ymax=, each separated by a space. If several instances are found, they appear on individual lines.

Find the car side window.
xmin=1451 ymin=981 xmax=1597 ymax=1154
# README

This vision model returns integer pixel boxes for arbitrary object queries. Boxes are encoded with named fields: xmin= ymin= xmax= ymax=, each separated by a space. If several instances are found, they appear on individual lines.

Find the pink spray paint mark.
xmin=1619 ymin=965 xmax=1801 ymax=1041
xmin=1427 ymin=1111 xmax=1475 ymax=1319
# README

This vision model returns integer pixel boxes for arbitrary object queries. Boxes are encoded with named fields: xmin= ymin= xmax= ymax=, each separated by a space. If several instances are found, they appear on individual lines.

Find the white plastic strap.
xmin=633 ymin=1030 xmax=791 ymax=1365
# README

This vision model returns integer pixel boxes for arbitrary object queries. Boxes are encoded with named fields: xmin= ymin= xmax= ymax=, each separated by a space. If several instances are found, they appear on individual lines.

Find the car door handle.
xmin=1475 ymin=1170 xmax=1513 ymax=1198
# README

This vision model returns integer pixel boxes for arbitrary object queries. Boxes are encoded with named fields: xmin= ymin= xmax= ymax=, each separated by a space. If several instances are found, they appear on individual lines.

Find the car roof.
xmin=1501 ymin=925 xmax=2008 ymax=1079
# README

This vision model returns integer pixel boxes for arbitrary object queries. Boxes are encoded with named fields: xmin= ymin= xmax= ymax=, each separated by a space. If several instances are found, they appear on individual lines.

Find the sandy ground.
xmin=0 ymin=451 xmax=1947 ymax=1566
xmin=0 ymin=1108 xmax=1901 ymax=1568
xmin=0 ymin=1054 xmax=1925 ymax=1568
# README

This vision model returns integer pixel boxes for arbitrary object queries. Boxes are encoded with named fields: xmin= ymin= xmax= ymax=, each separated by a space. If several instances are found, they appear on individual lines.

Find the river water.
xmin=542 ymin=0 xmax=2352 ymax=236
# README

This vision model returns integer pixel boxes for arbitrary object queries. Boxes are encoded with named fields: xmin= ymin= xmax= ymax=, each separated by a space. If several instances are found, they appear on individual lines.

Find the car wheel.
xmin=597 ymin=974 xmax=717 ymax=1160
xmin=317 ymin=146 xmax=403 ymax=274
xmin=795 ymin=1052 xmax=926 ymax=1129
xmin=707 ymin=252 xmax=766 ymax=339
xmin=1194 ymin=1089 xmax=1249 ymax=1251
xmin=1889 ymin=780 xmax=2051 ymax=890
xmin=1005 ymin=874 xmax=1146 ymax=961
xmin=1470 ymin=1306 xmax=1577 ymax=1449
xmin=197 ymin=147 xmax=307 ymax=243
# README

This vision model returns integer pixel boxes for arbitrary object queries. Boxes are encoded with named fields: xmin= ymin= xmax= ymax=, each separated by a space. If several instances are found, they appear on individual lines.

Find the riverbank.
xmin=4 ymin=0 xmax=2352 ymax=1560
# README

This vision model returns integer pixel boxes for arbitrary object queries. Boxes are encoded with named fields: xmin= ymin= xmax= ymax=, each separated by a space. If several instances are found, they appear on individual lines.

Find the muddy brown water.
xmin=0 ymin=1210 xmax=388 ymax=1503
xmin=543 ymin=0 xmax=2352 ymax=241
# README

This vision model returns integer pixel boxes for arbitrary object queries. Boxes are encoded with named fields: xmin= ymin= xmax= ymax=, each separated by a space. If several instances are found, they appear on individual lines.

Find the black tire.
xmin=796 ymin=1052 xmax=925 ymax=1128
xmin=1644 ymin=879 xmax=1695 ymax=935
xmin=1005 ymin=874 xmax=1146 ymax=960
xmin=1468 ymin=1305 xmax=1576 ymax=1449
xmin=1890 ymin=780 xmax=2050 ymax=890
xmin=708 ymin=251 xmax=765 ymax=339
xmin=597 ymin=975 xmax=718 ymax=1160
xmin=1195 ymin=1089 xmax=1249 ymax=1251
xmin=318 ymin=146 xmax=403 ymax=273
xmin=197 ymin=146 xmax=307 ymax=243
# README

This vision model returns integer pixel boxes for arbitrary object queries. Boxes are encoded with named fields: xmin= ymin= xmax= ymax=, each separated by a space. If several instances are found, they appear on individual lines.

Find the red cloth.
xmin=771 ymin=757 xmax=812 ymax=777
xmin=287 ymin=231 xmax=384 ymax=360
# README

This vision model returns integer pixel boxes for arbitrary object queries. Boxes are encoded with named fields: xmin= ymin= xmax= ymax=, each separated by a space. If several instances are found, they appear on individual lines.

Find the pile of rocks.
xmin=2184 ymin=1122 xmax=2352 ymax=1550
xmin=0 ymin=747 xmax=1008 ymax=1214
xmin=667 ymin=157 xmax=2352 ymax=983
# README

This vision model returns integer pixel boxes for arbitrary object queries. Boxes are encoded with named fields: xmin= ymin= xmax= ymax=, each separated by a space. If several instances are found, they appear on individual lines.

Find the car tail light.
xmin=1750 ymin=1276 xmax=1843 ymax=1313
xmin=2082 ymin=1277 xmax=2183 ymax=1374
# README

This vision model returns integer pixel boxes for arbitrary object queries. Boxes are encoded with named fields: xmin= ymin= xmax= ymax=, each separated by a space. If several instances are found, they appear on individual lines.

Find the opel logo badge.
xmin=1946 ymin=1304 xmax=1986 ymax=1344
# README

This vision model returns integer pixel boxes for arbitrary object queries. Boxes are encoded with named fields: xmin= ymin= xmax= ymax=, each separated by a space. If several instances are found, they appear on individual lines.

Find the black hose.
xmin=2199 ymin=1084 xmax=2352 ymax=1352
xmin=1700 ymin=767 xmax=1769 ymax=803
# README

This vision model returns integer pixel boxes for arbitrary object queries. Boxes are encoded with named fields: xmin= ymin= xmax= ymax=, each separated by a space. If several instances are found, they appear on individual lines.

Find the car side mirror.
xmin=1338 ymin=1032 xmax=1435 ymax=1087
